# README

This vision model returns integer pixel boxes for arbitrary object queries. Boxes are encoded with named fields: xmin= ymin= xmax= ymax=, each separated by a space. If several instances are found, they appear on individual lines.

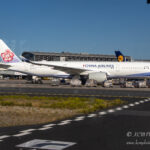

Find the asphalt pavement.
xmin=0 ymin=79 xmax=150 ymax=97
xmin=1 ymin=85 xmax=150 ymax=98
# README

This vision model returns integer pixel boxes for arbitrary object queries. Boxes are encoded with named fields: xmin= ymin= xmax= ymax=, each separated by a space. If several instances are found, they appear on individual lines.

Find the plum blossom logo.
xmin=1 ymin=49 xmax=14 ymax=62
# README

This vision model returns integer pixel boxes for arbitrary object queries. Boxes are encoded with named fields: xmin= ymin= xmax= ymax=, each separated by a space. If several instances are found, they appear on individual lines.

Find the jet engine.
xmin=88 ymin=72 xmax=107 ymax=83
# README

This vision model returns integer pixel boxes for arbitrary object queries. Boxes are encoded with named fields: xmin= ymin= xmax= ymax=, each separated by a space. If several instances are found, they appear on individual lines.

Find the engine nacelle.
xmin=89 ymin=72 xmax=107 ymax=83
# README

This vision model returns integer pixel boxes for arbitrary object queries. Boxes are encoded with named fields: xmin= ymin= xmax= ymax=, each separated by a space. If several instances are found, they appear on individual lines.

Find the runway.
xmin=0 ymin=80 xmax=150 ymax=97
xmin=0 ymin=98 xmax=150 ymax=150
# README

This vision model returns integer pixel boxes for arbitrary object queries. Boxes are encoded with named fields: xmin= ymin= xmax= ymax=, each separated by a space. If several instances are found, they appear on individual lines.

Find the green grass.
xmin=0 ymin=95 xmax=125 ymax=114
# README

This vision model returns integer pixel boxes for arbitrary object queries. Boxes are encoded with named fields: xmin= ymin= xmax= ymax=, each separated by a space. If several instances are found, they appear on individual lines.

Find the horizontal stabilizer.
xmin=0 ymin=63 xmax=11 ymax=69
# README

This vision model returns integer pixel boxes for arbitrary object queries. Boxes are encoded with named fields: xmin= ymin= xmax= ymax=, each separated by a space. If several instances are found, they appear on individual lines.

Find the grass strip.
xmin=0 ymin=95 xmax=125 ymax=127
xmin=0 ymin=95 xmax=124 ymax=112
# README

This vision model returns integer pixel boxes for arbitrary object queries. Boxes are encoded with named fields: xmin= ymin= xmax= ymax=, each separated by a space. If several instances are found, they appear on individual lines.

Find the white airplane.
xmin=0 ymin=39 xmax=150 ymax=84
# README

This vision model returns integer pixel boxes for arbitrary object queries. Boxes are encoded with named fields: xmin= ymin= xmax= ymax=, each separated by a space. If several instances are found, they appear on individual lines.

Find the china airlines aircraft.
xmin=0 ymin=39 xmax=150 ymax=84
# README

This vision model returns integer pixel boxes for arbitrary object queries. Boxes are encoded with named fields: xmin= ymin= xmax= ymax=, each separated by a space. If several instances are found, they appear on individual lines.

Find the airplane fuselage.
xmin=8 ymin=61 xmax=150 ymax=78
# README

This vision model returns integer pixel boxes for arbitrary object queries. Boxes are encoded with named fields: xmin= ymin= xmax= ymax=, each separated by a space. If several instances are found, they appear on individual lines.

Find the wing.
xmin=50 ymin=66 xmax=86 ymax=74
xmin=30 ymin=61 xmax=89 ymax=75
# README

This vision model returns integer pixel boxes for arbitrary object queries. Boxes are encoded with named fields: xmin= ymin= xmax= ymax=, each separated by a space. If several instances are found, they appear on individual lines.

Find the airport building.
xmin=22 ymin=51 xmax=131 ymax=62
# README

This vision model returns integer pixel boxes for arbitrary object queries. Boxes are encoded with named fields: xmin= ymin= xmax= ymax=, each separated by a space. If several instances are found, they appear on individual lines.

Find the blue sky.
xmin=0 ymin=0 xmax=149 ymax=59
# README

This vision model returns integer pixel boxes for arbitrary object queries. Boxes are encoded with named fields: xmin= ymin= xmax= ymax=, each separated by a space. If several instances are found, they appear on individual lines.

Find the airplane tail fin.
xmin=0 ymin=39 xmax=21 ymax=63
xmin=115 ymin=51 xmax=125 ymax=62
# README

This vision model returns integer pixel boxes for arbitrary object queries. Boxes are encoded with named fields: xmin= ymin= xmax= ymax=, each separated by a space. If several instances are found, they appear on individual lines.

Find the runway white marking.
xmin=58 ymin=122 xmax=70 ymax=125
xmin=39 ymin=124 xmax=56 ymax=130
xmin=139 ymin=101 xmax=144 ymax=103
xmin=145 ymin=99 xmax=149 ymax=102
xmin=43 ymin=124 xmax=56 ymax=128
xmin=0 ymin=135 xmax=10 ymax=140
xmin=115 ymin=107 xmax=123 ymax=111
xmin=74 ymin=116 xmax=85 ymax=121
xmin=135 ymin=102 xmax=140 ymax=105
xmin=99 ymin=111 xmax=107 ymax=115
xmin=129 ymin=104 xmax=134 ymax=106
xmin=122 ymin=105 xmax=129 ymax=109
xmin=38 ymin=127 xmax=52 ymax=131
xmin=13 ymin=132 xmax=31 ymax=137
xmin=16 ymin=139 xmax=76 ymax=150
xmin=20 ymin=129 xmax=36 ymax=132
xmin=107 ymin=109 xmax=115 ymax=113
xmin=58 ymin=120 xmax=72 ymax=125
xmin=88 ymin=114 xmax=97 ymax=118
